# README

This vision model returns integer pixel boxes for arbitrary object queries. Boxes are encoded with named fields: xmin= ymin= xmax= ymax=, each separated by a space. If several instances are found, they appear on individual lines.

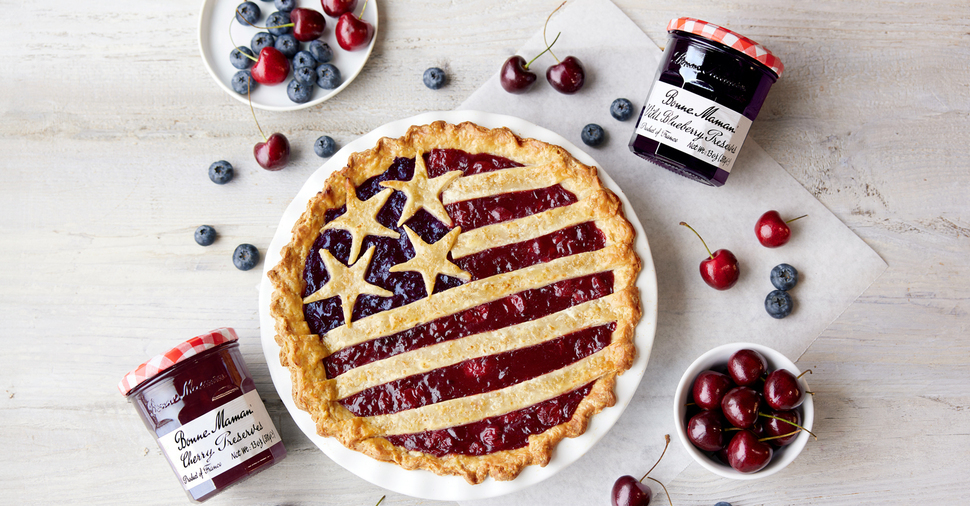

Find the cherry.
xmin=680 ymin=222 xmax=740 ymax=290
xmin=335 ymin=0 xmax=373 ymax=51
xmin=764 ymin=369 xmax=804 ymax=410
xmin=610 ymin=435 xmax=672 ymax=506
xmin=499 ymin=32 xmax=559 ymax=94
xmin=321 ymin=0 xmax=357 ymax=17
xmin=721 ymin=386 xmax=761 ymax=429
xmin=691 ymin=370 xmax=734 ymax=411
xmin=727 ymin=349 xmax=767 ymax=387
xmin=254 ymin=133 xmax=290 ymax=170
xmin=762 ymin=409 xmax=801 ymax=447
xmin=547 ymin=56 xmax=586 ymax=94
xmin=726 ymin=430 xmax=773 ymax=473
xmin=251 ymin=47 xmax=290 ymax=85
xmin=755 ymin=210 xmax=807 ymax=248
xmin=289 ymin=8 xmax=326 ymax=42
xmin=687 ymin=410 xmax=728 ymax=452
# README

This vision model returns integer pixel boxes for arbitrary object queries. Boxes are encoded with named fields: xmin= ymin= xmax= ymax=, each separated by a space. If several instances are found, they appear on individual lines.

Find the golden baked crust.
xmin=268 ymin=121 xmax=642 ymax=484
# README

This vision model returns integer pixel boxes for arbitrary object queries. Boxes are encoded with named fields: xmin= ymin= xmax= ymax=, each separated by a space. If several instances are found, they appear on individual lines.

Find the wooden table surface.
xmin=3 ymin=0 xmax=968 ymax=504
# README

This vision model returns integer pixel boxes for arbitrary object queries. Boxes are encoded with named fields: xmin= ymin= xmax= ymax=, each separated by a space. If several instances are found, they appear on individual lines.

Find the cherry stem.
xmin=247 ymin=85 xmax=267 ymax=142
xmin=525 ymin=31 xmax=561 ymax=69
xmin=645 ymin=477 xmax=673 ymax=506
xmin=759 ymin=430 xmax=801 ymax=443
xmin=374 ymin=495 xmax=385 ymax=506
xmin=229 ymin=14 xmax=259 ymax=62
xmin=758 ymin=412 xmax=817 ymax=440
xmin=786 ymin=214 xmax=808 ymax=224
xmin=797 ymin=369 xmax=812 ymax=379
xmin=235 ymin=8 xmax=291 ymax=31
xmin=638 ymin=434 xmax=670 ymax=482
xmin=359 ymin=0 xmax=369 ymax=19
xmin=680 ymin=222 xmax=714 ymax=260
xmin=542 ymin=1 xmax=566 ymax=63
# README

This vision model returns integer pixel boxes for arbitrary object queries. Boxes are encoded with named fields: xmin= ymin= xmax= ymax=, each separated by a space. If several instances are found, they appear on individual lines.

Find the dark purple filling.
xmin=341 ymin=323 xmax=615 ymax=416
xmin=385 ymin=383 xmax=595 ymax=457
xmin=424 ymin=148 xmax=523 ymax=178
xmin=446 ymin=184 xmax=578 ymax=231
xmin=323 ymin=271 xmax=614 ymax=378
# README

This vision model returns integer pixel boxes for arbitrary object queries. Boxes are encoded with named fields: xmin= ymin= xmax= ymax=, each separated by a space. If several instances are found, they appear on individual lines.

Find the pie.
xmin=268 ymin=121 xmax=642 ymax=484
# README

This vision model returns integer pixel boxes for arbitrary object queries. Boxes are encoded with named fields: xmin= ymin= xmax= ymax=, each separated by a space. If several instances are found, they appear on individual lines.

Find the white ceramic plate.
xmin=258 ymin=110 xmax=658 ymax=500
xmin=198 ymin=0 xmax=378 ymax=111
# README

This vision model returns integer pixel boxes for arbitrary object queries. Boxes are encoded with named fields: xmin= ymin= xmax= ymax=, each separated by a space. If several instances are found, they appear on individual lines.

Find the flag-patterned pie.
xmin=268 ymin=121 xmax=641 ymax=484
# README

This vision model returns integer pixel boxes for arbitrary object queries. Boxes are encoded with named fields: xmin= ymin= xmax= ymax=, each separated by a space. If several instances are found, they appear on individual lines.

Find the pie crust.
xmin=268 ymin=121 xmax=641 ymax=484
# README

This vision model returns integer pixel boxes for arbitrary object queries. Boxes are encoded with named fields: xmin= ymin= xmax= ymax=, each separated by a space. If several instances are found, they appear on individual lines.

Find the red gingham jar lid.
xmin=667 ymin=17 xmax=784 ymax=78
xmin=118 ymin=327 xmax=238 ymax=395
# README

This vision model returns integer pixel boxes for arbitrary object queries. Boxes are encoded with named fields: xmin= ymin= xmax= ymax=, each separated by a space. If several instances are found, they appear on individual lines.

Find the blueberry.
xmin=251 ymin=32 xmax=276 ymax=54
xmin=208 ymin=160 xmax=234 ymax=184
xmin=316 ymin=63 xmax=342 ymax=89
xmin=231 ymin=70 xmax=257 ymax=94
xmin=714 ymin=503 xmax=733 ymax=506
xmin=314 ymin=135 xmax=337 ymax=158
xmin=235 ymin=2 xmax=260 ymax=25
xmin=274 ymin=0 xmax=295 ymax=11
xmin=287 ymin=79 xmax=313 ymax=103
xmin=274 ymin=34 xmax=299 ymax=58
xmin=308 ymin=40 xmax=333 ymax=63
xmin=770 ymin=263 xmax=799 ymax=291
xmin=293 ymin=65 xmax=317 ymax=85
xmin=610 ymin=98 xmax=634 ymax=121
xmin=581 ymin=123 xmax=605 ymax=147
xmin=266 ymin=11 xmax=291 ymax=35
xmin=293 ymin=50 xmax=317 ymax=69
xmin=233 ymin=244 xmax=260 ymax=271
xmin=423 ymin=67 xmax=446 ymax=89
xmin=194 ymin=225 xmax=217 ymax=246
xmin=765 ymin=290 xmax=794 ymax=319
xmin=230 ymin=46 xmax=255 ymax=69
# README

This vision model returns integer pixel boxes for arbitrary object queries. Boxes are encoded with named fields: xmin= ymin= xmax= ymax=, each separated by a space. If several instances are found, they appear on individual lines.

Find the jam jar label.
xmin=635 ymin=81 xmax=753 ymax=172
xmin=156 ymin=390 xmax=280 ymax=492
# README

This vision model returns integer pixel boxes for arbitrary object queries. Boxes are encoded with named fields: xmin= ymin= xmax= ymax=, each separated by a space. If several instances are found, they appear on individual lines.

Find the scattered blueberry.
xmin=714 ymin=503 xmax=732 ymax=506
xmin=610 ymin=98 xmax=634 ymax=121
xmin=208 ymin=160 xmax=234 ymax=184
xmin=274 ymin=34 xmax=299 ymax=58
xmin=287 ymin=79 xmax=313 ymax=103
xmin=423 ymin=67 xmax=446 ymax=89
xmin=266 ymin=11 xmax=291 ymax=35
xmin=235 ymin=2 xmax=260 ymax=25
xmin=308 ymin=40 xmax=333 ymax=63
xmin=765 ymin=290 xmax=794 ymax=319
xmin=231 ymin=70 xmax=257 ymax=94
xmin=230 ymin=46 xmax=255 ymax=69
xmin=233 ymin=244 xmax=260 ymax=271
xmin=316 ymin=63 xmax=342 ymax=89
xmin=293 ymin=65 xmax=317 ymax=85
xmin=251 ymin=32 xmax=276 ymax=53
xmin=313 ymin=135 xmax=337 ymax=158
xmin=293 ymin=50 xmax=317 ymax=69
xmin=580 ymin=123 xmax=605 ymax=147
xmin=770 ymin=263 xmax=799 ymax=291
xmin=194 ymin=225 xmax=216 ymax=246
xmin=274 ymin=0 xmax=295 ymax=12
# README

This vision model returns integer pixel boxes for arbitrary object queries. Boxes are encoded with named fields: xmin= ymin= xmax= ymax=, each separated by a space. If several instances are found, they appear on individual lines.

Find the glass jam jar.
xmin=629 ymin=17 xmax=784 ymax=186
xmin=119 ymin=328 xmax=286 ymax=502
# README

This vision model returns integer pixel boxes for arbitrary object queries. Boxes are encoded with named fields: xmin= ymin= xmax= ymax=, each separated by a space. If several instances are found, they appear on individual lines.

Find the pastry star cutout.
xmin=380 ymin=153 xmax=462 ymax=227
xmin=390 ymin=226 xmax=470 ymax=297
xmin=322 ymin=179 xmax=400 ymax=265
xmin=303 ymin=245 xmax=392 ymax=328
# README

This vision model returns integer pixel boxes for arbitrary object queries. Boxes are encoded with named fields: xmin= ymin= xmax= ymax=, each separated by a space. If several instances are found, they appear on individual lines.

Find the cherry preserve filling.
xmin=385 ymin=383 xmax=595 ymax=457
xmin=341 ymin=323 xmax=616 ymax=416
xmin=446 ymin=184 xmax=577 ymax=231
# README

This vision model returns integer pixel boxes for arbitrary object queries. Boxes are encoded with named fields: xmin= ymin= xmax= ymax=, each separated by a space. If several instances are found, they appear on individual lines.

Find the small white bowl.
xmin=673 ymin=342 xmax=814 ymax=480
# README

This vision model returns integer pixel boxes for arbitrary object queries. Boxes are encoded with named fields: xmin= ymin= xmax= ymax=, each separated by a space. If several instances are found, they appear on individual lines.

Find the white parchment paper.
xmin=457 ymin=0 xmax=887 ymax=505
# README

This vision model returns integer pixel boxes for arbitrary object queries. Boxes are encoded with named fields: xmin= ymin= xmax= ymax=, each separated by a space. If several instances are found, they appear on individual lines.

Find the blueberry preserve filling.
xmin=385 ymin=383 xmax=595 ymax=457
xmin=341 ymin=323 xmax=615 ymax=416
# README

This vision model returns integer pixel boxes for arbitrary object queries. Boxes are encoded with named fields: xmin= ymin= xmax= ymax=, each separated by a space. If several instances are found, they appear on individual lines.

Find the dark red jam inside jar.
xmin=629 ymin=17 xmax=784 ymax=186
xmin=119 ymin=328 xmax=285 ymax=502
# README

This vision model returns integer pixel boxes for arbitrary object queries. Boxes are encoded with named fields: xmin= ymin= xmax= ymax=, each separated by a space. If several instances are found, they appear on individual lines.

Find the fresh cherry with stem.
xmin=247 ymin=87 xmax=289 ymax=171
xmin=500 ymin=31 xmax=561 ymax=94
xmin=756 ymin=210 xmax=808 ymax=248
xmin=322 ymin=0 xmax=357 ymax=18
xmin=727 ymin=349 xmax=767 ymax=387
xmin=680 ymin=222 xmax=740 ymax=290
xmin=611 ymin=435 xmax=673 ymax=506
xmin=691 ymin=370 xmax=734 ymax=411
xmin=543 ymin=2 xmax=585 ymax=94
xmin=231 ymin=12 xmax=290 ymax=85
xmin=335 ymin=0 xmax=374 ymax=51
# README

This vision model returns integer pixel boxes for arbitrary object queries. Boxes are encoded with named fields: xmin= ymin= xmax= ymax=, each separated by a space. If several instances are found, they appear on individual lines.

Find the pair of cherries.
xmin=500 ymin=3 xmax=585 ymax=95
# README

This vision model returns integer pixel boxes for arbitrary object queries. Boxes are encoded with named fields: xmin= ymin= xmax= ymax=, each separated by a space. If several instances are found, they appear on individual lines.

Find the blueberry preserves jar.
xmin=630 ymin=18 xmax=784 ymax=186
xmin=119 ymin=328 xmax=285 ymax=502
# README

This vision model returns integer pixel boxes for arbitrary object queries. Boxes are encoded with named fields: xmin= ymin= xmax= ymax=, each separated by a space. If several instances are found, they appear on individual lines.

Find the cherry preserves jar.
xmin=119 ymin=328 xmax=285 ymax=502
xmin=629 ymin=17 xmax=784 ymax=186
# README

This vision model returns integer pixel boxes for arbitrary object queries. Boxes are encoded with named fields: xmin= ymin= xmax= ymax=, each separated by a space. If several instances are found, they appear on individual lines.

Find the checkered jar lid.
xmin=118 ymin=327 xmax=238 ymax=395
xmin=667 ymin=17 xmax=784 ymax=78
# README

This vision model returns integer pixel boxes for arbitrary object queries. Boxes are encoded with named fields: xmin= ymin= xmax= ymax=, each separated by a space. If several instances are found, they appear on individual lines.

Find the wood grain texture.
xmin=2 ymin=0 xmax=968 ymax=504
